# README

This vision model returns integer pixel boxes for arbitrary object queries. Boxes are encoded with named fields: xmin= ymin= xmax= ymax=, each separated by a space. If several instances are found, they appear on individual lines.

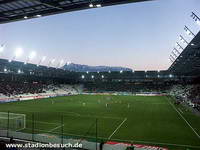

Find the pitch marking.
xmin=108 ymin=118 xmax=127 ymax=139
xmin=166 ymin=97 xmax=200 ymax=139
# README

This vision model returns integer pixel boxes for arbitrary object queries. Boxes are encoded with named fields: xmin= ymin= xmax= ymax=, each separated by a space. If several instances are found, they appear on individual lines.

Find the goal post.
xmin=0 ymin=112 xmax=26 ymax=131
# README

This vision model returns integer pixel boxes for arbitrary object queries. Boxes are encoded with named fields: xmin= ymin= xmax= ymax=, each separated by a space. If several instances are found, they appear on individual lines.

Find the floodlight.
xmin=36 ymin=14 xmax=42 ymax=17
xmin=18 ymin=69 xmax=21 ymax=74
xmin=89 ymin=3 xmax=94 ymax=7
xmin=101 ymin=75 xmax=104 ymax=78
xmin=91 ymin=75 xmax=94 ymax=79
xmin=24 ymin=16 xmax=28 ymax=19
xmin=86 ymin=71 xmax=89 ymax=74
xmin=81 ymin=75 xmax=85 ymax=79
xmin=96 ymin=4 xmax=101 ymax=7
xmin=8 ymin=59 xmax=12 ymax=62
xmin=120 ymin=70 xmax=123 ymax=73
xmin=67 ymin=61 xmax=71 ymax=65
xmin=97 ymin=71 xmax=99 ymax=74
xmin=4 ymin=68 xmax=7 ymax=72
xmin=191 ymin=12 xmax=200 ymax=26
xmin=108 ymin=70 xmax=111 ymax=73
xmin=15 ymin=48 xmax=23 ymax=58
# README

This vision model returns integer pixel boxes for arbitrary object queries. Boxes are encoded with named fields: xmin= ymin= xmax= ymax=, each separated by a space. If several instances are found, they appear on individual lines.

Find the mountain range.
xmin=62 ymin=63 xmax=132 ymax=72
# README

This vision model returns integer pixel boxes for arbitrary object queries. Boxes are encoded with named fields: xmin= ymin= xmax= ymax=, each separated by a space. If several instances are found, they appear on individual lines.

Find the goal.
xmin=0 ymin=112 xmax=26 ymax=131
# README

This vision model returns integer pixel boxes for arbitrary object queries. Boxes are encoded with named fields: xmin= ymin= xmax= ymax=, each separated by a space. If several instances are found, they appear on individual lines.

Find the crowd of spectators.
xmin=83 ymin=82 xmax=171 ymax=93
xmin=169 ymin=84 xmax=200 ymax=112
xmin=0 ymin=81 xmax=45 ymax=97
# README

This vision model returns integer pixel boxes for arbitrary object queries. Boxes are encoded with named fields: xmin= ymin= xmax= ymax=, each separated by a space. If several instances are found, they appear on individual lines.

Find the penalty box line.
xmin=166 ymin=97 xmax=200 ymax=139
xmin=108 ymin=118 xmax=127 ymax=140
xmin=48 ymin=124 xmax=64 ymax=132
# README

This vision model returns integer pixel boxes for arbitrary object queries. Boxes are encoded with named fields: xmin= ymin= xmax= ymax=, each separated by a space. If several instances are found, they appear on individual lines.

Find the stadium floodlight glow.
xmin=86 ymin=71 xmax=89 ymax=74
xmin=24 ymin=16 xmax=28 ymax=19
xmin=14 ymin=47 xmax=23 ymax=59
xmin=4 ymin=68 xmax=7 ymax=72
xmin=191 ymin=12 xmax=200 ymax=26
xmin=89 ymin=3 xmax=94 ymax=7
xmin=36 ymin=14 xmax=42 ymax=17
xmin=67 ymin=61 xmax=71 ymax=65
xmin=96 ymin=4 xmax=101 ymax=7
xmin=91 ymin=75 xmax=94 ymax=79
xmin=81 ymin=75 xmax=85 ymax=79
xmin=184 ymin=26 xmax=195 ymax=37
xmin=108 ymin=70 xmax=111 ymax=73
xmin=18 ymin=69 xmax=21 ymax=74
xmin=8 ymin=59 xmax=12 ymax=62
xmin=97 ymin=71 xmax=99 ymax=74
xmin=179 ymin=35 xmax=188 ymax=45
xmin=120 ymin=70 xmax=123 ymax=73
xmin=101 ymin=75 xmax=104 ymax=78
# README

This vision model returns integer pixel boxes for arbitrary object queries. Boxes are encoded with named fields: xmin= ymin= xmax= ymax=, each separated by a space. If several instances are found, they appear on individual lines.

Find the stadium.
xmin=0 ymin=0 xmax=200 ymax=150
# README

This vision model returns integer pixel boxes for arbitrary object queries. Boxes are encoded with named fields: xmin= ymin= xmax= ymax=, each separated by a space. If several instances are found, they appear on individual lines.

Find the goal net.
xmin=0 ymin=112 xmax=26 ymax=131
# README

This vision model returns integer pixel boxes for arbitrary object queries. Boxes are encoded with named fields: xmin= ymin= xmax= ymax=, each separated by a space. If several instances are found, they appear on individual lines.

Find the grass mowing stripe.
xmin=166 ymin=97 xmax=200 ymax=139
xmin=108 ymin=118 xmax=127 ymax=140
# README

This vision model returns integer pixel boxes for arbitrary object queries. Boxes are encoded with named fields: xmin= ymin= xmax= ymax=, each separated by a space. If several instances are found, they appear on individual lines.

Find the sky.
xmin=0 ymin=0 xmax=200 ymax=71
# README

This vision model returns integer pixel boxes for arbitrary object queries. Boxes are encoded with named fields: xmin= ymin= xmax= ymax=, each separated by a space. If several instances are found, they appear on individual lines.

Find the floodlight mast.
xmin=179 ymin=35 xmax=189 ymax=45
xmin=173 ymin=48 xmax=181 ymax=55
xmin=191 ymin=12 xmax=200 ymax=26
xmin=184 ymin=26 xmax=195 ymax=37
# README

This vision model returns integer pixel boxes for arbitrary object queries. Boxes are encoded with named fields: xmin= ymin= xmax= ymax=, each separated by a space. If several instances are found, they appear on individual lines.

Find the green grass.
xmin=0 ymin=95 xmax=200 ymax=150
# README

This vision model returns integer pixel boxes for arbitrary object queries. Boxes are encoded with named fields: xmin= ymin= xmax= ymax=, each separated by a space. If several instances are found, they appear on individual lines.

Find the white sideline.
xmin=166 ymin=97 xmax=200 ymax=139
xmin=178 ymin=108 xmax=183 ymax=114
xmin=108 ymin=118 xmax=127 ymax=139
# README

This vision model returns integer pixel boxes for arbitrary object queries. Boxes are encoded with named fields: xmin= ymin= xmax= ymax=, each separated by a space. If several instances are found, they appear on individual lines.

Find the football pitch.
xmin=0 ymin=95 xmax=200 ymax=150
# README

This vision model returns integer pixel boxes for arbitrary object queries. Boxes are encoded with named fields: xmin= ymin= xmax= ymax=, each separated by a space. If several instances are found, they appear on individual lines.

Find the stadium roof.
xmin=0 ymin=0 xmax=151 ymax=24
xmin=168 ymin=31 xmax=200 ymax=76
